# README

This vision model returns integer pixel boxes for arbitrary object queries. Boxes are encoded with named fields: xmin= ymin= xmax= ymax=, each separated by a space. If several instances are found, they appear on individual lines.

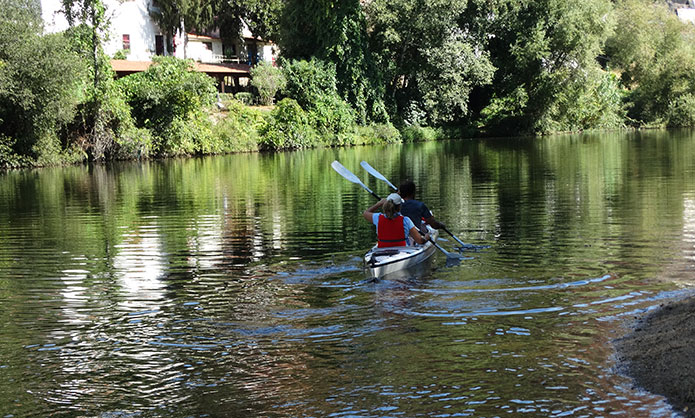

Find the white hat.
xmin=386 ymin=193 xmax=403 ymax=205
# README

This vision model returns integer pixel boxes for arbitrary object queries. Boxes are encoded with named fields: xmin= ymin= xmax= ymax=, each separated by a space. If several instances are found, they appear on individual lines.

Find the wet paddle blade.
xmin=360 ymin=161 xmax=397 ymax=191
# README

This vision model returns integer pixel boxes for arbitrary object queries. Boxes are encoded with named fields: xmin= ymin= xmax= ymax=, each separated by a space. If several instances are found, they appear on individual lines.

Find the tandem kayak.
xmin=364 ymin=226 xmax=440 ymax=279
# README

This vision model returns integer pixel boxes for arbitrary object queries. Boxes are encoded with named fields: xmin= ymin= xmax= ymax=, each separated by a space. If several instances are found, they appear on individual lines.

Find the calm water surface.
xmin=2 ymin=130 xmax=695 ymax=417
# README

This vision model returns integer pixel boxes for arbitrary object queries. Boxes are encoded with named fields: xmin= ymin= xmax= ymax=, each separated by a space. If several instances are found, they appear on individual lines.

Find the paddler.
xmin=363 ymin=193 xmax=430 ymax=247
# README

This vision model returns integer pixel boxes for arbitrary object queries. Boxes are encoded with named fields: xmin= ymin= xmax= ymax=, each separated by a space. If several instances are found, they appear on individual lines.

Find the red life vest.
xmin=377 ymin=214 xmax=407 ymax=247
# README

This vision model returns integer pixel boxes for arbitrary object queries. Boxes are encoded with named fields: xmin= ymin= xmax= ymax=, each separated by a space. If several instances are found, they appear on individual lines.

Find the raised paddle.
xmin=332 ymin=160 xmax=464 ymax=264
xmin=360 ymin=160 xmax=472 ymax=252
xmin=331 ymin=160 xmax=381 ymax=201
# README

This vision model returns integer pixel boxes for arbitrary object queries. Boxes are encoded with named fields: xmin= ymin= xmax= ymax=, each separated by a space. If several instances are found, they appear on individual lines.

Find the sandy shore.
xmin=614 ymin=298 xmax=695 ymax=417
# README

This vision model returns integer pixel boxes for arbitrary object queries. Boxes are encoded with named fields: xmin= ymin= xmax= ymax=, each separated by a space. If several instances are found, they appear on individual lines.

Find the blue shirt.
xmin=400 ymin=199 xmax=432 ymax=230
xmin=371 ymin=213 xmax=416 ymax=242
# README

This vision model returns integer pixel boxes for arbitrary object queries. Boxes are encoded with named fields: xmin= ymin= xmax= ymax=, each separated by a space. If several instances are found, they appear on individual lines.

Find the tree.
xmin=605 ymin=0 xmax=695 ymax=126
xmin=0 ymin=0 xmax=86 ymax=163
xmin=463 ymin=0 xmax=616 ymax=133
xmin=250 ymin=61 xmax=285 ymax=105
xmin=365 ymin=0 xmax=494 ymax=126
xmin=278 ymin=0 xmax=387 ymax=123
xmin=150 ymin=0 xmax=281 ymax=60
xmin=61 ymin=0 xmax=109 ymax=90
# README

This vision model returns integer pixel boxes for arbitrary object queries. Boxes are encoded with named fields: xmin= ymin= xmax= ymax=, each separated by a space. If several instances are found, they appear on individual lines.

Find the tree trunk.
xmin=181 ymin=17 xmax=186 ymax=59
xmin=91 ymin=5 xmax=99 ymax=90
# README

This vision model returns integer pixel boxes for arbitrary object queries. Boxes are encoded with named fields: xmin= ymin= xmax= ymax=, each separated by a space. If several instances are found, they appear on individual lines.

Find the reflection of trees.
xmin=2 ymin=131 xmax=695 ymax=414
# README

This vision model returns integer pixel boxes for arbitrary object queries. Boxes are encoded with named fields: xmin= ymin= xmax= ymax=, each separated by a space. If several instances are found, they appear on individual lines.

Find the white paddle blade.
xmin=360 ymin=161 xmax=397 ymax=190
xmin=332 ymin=160 xmax=379 ymax=199
xmin=331 ymin=161 xmax=362 ymax=184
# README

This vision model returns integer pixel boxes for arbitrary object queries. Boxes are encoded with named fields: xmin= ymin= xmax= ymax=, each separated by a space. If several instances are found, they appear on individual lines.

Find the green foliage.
xmin=307 ymin=95 xmax=357 ymax=145
xmin=282 ymin=59 xmax=357 ymax=144
xmin=538 ymin=69 xmax=626 ymax=133
xmin=281 ymin=58 xmax=339 ymax=110
xmin=0 ymin=0 xmax=87 ymax=163
xmin=156 ymin=111 xmax=213 ymax=157
xmin=400 ymin=125 xmax=441 ymax=143
xmin=667 ymin=94 xmax=695 ymax=128
xmin=235 ymin=92 xmax=256 ymax=106
xmin=0 ymin=135 xmax=30 ymax=169
xmin=260 ymin=98 xmax=319 ymax=150
xmin=278 ymin=0 xmax=386 ymax=123
xmin=210 ymin=100 xmax=266 ymax=153
xmin=117 ymin=56 xmax=217 ymax=134
xmin=479 ymin=87 xmax=529 ymax=135
xmin=354 ymin=123 xmax=402 ymax=145
xmin=112 ymin=49 xmax=129 ymax=60
xmin=465 ymin=0 xmax=615 ymax=133
xmin=250 ymin=61 xmax=286 ymax=105
xmin=607 ymin=0 xmax=695 ymax=126
xmin=366 ymin=0 xmax=494 ymax=126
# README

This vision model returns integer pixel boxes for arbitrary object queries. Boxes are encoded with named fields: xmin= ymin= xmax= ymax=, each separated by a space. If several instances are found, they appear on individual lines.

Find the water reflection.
xmin=1 ymin=132 xmax=695 ymax=416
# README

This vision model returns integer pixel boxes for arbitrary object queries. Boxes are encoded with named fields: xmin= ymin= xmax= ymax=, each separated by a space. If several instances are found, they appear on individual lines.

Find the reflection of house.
xmin=39 ymin=0 xmax=277 ymax=91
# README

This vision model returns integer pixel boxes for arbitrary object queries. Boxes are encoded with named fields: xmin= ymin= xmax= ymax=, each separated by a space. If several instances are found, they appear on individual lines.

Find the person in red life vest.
xmin=363 ymin=193 xmax=430 ymax=247
xmin=398 ymin=180 xmax=445 ymax=234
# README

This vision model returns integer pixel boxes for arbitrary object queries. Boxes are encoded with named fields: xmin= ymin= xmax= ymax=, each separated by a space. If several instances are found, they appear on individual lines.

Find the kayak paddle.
xmin=332 ymin=160 xmax=464 ymax=264
xmin=359 ymin=160 xmax=472 ymax=252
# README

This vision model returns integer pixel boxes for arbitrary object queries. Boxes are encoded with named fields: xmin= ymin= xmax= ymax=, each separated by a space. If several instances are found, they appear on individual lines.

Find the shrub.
xmin=112 ymin=49 xmax=129 ymax=60
xmin=250 ymin=61 xmax=286 ymax=106
xmin=155 ymin=111 xmax=214 ymax=157
xmin=281 ymin=58 xmax=339 ymax=110
xmin=667 ymin=93 xmax=695 ymax=127
xmin=400 ymin=125 xmax=441 ymax=142
xmin=307 ymin=95 xmax=357 ymax=146
xmin=118 ymin=57 xmax=217 ymax=132
xmin=281 ymin=59 xmax=357 ymax=145
xmin=260 ymin=98 xmax=319 ymax=150
xmin=235 ymin=92 xmax=256 ymax=106
xmin=0 ymin=134 xmax=30 ymax=168
xmin=210 ymin=100 xmax=266 ymax=153
xmin=354 ymin=123 xmax=402 ymax=145
xmin=0 ymin=2 xmax=87 ymax=163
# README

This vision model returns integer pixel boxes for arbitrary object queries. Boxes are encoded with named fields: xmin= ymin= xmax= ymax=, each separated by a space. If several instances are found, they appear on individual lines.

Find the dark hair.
xmin=399 ymin=180 xmax=416 ymax=198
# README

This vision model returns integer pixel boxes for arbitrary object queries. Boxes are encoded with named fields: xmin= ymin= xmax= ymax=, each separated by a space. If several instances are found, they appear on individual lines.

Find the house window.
xmin=155 ymin=35 xmax=164 ymax=55
xmin=122 ymin=34 xmax=130 ymax=51
xmin=203 ymin=42 xmax=212 ymax=51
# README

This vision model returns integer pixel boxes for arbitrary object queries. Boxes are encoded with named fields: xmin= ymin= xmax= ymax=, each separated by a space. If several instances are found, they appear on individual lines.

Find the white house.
xmin=676 ymin=7 xmax=695 ymax=23
xmin=39 ymin=0 xmax=276 ymax=65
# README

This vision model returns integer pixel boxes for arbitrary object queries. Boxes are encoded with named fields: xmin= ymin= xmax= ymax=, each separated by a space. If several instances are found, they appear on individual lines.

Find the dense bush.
xmin=667 ymin=94 xmax=695 ymax=128
xmin=156 ymin=113 xmax=212 ymax=157
xmin=250 ymin=61 xmax=286 ymax=106
xmin=118 ymin=57 xmax=217 ymax=131
xmin=354 ymin=123 xmax=402 ymax=145
xmin=235 ymin=92 xmax=256 ymax=106
xmin=400 ymin=125 xmax=441 ymax=143
xmin=260 ymin=98 xmax=319 ymax=150
xmin=0 ymin=0 xmax=87 ymax=164
xmin=210 ymin=100 xmax=267 ymax=153
xmin=537 ymin=69 xmax=626 ymax=133
xmin=606 ymin=0 xmax=695 ymax=127
xmin=117 ymin=57 xmax=217 ymax=156
xmin=281 ymin=59 xmax=357 ymax=145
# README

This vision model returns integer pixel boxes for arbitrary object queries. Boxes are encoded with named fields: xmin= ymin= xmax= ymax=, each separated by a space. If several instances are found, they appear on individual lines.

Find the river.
xmin=1 ymin=130 xmax=694 ymax=417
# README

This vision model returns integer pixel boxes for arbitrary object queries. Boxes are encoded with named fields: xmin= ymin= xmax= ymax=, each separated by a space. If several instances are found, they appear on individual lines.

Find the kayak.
xmin=364 ymin=226 xmax=440 ymax=279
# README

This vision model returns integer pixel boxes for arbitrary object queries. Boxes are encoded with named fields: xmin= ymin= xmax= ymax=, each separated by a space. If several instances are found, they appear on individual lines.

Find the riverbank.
xmin=614 ymin=297 xmax=695 ymax=417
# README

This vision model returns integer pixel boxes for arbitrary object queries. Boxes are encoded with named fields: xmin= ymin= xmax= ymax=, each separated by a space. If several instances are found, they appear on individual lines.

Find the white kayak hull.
xmin=364 ymin=227 xmax=439 ymax=279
